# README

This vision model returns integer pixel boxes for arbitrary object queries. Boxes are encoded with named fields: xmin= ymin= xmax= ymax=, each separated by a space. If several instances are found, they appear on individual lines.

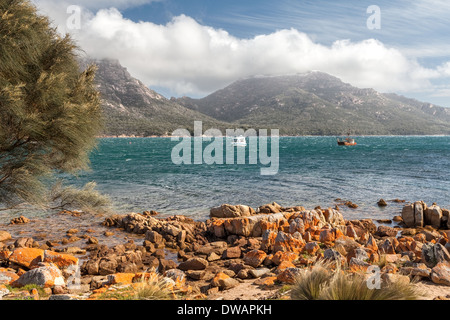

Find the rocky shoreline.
xmin=0 ymin=201 xmax=449 ymax=300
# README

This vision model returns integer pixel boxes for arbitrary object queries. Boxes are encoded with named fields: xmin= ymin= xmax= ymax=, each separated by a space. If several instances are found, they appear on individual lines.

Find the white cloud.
xmin=32 ymin=1 xmax=449 ymax=100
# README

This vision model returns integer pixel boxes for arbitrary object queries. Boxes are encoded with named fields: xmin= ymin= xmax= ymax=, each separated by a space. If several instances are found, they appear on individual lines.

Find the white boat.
xmin=231 ymin=136 xmax=247 ymax=147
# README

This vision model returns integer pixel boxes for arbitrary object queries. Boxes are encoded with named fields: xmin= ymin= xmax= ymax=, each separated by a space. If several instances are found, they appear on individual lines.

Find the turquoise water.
xmin=66 ymin=136 xmax=450 ymax=221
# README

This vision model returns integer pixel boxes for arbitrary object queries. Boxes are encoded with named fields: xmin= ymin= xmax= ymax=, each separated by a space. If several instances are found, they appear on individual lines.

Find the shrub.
xmin=290 ymin=260 xmax=420 ymax=300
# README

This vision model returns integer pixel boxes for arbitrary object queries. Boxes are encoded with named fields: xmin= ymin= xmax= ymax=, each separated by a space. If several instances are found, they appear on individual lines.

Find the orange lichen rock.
xmin=319 ymin=229 xmax=335 ymax=244
xmin=365 ymin=235 xmax=379 ymax=252
xmin=211 ymin=219 xmax=226 ymax=238
xmin=273 ymin=232 xmax=305 ymax=254
xmin=0 ymin=269 xmax=19 ymax=285
xmin=9 ymin=248 xmax=44 ymax=269
xmin=243 ymin=250 xmax=267 ymax=268
xmin=43 ymin=251 xmax=79 ymax=269
xmin=210 ymin=272 xmax=230 ymax=288
xmin=276 ymin=268 xmax=301 ymax=284
xmin=107 ymin=273 xmax=136 ymax=285
xmin=272 ymin=251 xmax=299 ymax=266
xmin=276 ymin=260 xmax=296 ymax=272
xmin=261 ymin=230 xmax=277 ymax=252
xmin=0 ymin=250 xmax=12 ymax=261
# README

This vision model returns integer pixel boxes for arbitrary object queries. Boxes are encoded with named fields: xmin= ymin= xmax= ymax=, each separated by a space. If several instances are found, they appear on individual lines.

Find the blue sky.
xmin=121 ymin=0 xmax=448 ymax=53
xmin=34 ymin=0 xmax=450 ymax=106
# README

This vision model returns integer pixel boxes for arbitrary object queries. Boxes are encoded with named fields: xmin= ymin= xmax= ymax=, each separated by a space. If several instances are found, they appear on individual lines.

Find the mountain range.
xmin=83 ymin=58 xmax=450 ymax=136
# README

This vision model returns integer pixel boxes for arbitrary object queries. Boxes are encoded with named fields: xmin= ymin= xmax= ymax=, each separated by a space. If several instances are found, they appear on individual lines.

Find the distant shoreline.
xmin=97 ymin=134 xmax=450 ymax=138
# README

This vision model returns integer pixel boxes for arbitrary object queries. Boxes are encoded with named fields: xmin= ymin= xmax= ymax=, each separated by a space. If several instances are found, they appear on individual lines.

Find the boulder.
xmin=304 ymin=242 xmax=320 ymax=255
xmin=289 ymin=218 xmax=305 ymax=234
xmin=14 ymin=237 xmax=37 ymax=248
xmin=0 ymin=269 xmax=19 ymax=285
xmin=162 ymin=224 xmax=181 ymax=238
xmin=83 ymin=259 xmax=100 ymax=275
xmin=276 ymin=268 xmax=302 ymax=284
xmin=258 ymin=202 xmax=283 ymax=214
xmin=13 ymin=263 xmax=65 ymax=288
xmin=297 ymin=210 xmax=327 ymax=229
xmin=210 ymin=272 xmax=229 ymax=287
xmin=443 ymin=209 xmax=450 ymax=229
xmin=399 ymin=263 xmax=432 ymax=278
xmin=164 ymin=269 xmax=186 ymax=282
xmin=0 ymin=231 xmax=12 ymax=242
xmin=211 ymin=213 xmax=291 ymax=238
xmin=222 ymin=246 xmax=241 ymax=260
xmin=349 ymin=258 xmax=371 ymax=272
xmin=431 ymin=262 xmax=450 ymax=286
xmin=43 ymin=251 xmax=79 ymax=269
xmin=249 ymin=268 xmax=270 ymax=279
xmin=424 ymin=205 xmax=443 ymax=229
xmin=0 ymin=285 xmax=9 ymax=299
xmin=272 ymin=251 xmax=299 ymax=266
xmin=347 ymin=247 xmax=370 ymax=263
xmin=422 ymin=243 xmax=450 ymax=268
xmin=375 ymin=226 xmax=398 ymax=238
xmin=10 ymin=216 xmax=30 ymax=225
xmin=223 ymin=217 xmax=257 ymax=237
xmin=145 ymin=230 xmax=163 ymax=244
xmin=323 ymin=249 xmax=345 ymax=266
xmin=98 ymin=258 xmax=118 ymax=276
xmin=107 ymin=273 xmax=135 ymax=285
xmin=218 ymin=277 xmax=240 ymax=290
xmin=210 ymin=204 xmax=255 ymax=218
xmin=207 ymin=252 xmax=221 ymax=262
xmin=402 ymin=204 xmax=415 ymax=228
xmin=323 ymin=208 xmax=345 ymax=227
xmin=366 ymin=235 xmax=379 ymax=252
xmin=319 ymin=229 xmax=335 ymax=243
xmin=8 ymin=248 xmax=44 ymax=269
xmin=178 ymin=258 xmax=209 ymax=271
xmin=185 ymin=270 xmax=206 ymax=280
xmin=414 ymin=201 xmax=426 ymax=228
xmin=243 ymin=250 xmax=267 ymax=268
xmin=273 ymin=231 xmax=305 ymax=254
xmin=350 ymin=219 xmax=377 ymax=234
xmin=381 ymin=273 xmax=410 ymax=287
xmin=379 ymin=239 xmax=396 ymax=254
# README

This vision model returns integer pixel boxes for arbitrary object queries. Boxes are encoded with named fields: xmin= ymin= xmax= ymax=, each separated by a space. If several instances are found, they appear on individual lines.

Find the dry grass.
xmin=134 ymin=273 xmax=178 ymax=300
xmin=290 ymin=260 xmax=420 ymax=300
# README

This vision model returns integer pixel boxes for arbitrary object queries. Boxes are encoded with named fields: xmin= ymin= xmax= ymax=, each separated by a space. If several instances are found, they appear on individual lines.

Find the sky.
xmin=31 ymin=0 xmax=450 ymax=107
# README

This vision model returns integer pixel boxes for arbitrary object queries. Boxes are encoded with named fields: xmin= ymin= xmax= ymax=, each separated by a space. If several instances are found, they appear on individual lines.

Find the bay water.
xmin=66 ymin=136 xmax=450 ymax=221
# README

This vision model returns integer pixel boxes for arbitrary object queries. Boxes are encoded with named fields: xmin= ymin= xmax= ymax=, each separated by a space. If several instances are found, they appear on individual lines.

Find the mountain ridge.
xmin=80 ymin=59 xmax=450 ymax=136
xmin=175 ymin=72 xmax=450 ymax=136
xmin=80 ymin=58 xmax=230 ymax=136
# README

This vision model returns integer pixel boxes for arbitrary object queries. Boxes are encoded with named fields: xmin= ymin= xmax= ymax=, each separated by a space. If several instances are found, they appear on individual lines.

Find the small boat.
xmin=231 ymin=136 xmax=247 ymax=147
xmin=337 ymin=138 xmax=357 ymax=146
xmin=337 ymin=133 xmax=357 ymax=146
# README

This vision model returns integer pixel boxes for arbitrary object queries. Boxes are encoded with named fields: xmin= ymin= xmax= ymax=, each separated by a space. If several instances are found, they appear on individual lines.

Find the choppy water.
xmin=2 ymin=136 xmax=450 ymax=223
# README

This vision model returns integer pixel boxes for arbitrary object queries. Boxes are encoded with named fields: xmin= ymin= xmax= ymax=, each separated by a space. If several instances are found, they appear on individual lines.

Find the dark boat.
xmin=337 ymin=132 xmax=357 ymax=146
xmin=337 ymin=137 xmax=357 ymax=146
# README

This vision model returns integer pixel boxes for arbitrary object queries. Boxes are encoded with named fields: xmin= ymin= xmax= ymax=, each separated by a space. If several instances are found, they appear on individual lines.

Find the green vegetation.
xmin=5 ymin=284 xmax=50 ymax=300
xmin=49 ymin=181 xmax=111 ymax=214
xmin=0 ymin=0 xmax=103 ymax=209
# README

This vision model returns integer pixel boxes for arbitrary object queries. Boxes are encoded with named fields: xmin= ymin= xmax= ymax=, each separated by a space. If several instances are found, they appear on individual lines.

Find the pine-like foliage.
xmin=0 ymin=0 xmax=102 ymax=207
